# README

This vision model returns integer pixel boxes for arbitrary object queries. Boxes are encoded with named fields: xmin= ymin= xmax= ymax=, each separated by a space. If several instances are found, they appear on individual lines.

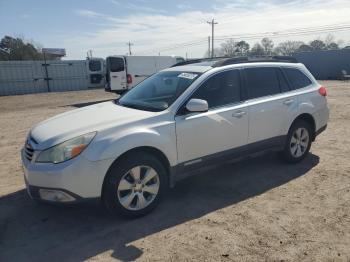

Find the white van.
xmin=105 ymin=56 xmax=178 ymax=94
xmin=86 ymin=58 xmax=105 ymax=88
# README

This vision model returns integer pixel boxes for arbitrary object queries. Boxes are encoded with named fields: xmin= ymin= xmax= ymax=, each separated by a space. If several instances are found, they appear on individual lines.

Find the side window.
xmin=276 ymin=68 xmax=290 ymax=93
xmin=191 ymin=70 xmax=241 ymax=108
xmin=284 ymin=68 xmax=312 ymax=90
xmin=245 ymin=67 xmax=280 ymax=99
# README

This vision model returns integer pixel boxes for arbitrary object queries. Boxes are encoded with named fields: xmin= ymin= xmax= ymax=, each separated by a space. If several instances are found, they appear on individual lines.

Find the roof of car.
xmin=163 ymin=56 xmax=300 ymax=73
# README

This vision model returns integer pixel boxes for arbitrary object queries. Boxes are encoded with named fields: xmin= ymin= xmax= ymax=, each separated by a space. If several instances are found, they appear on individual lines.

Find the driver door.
xmin=175 ymin=69 xmax=249 ymax=168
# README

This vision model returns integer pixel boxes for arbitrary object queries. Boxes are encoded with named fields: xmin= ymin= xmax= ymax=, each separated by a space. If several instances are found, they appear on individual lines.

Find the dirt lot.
xmin=0 ymin=82 xmax=349 ymax=261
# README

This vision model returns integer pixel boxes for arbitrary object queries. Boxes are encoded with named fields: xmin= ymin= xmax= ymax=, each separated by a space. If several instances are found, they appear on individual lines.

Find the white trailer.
xmin=105 ymin=56 xmax=178 ymax=94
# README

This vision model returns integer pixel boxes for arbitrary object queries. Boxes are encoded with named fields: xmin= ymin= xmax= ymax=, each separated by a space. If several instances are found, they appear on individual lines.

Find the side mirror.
xmin=185 ymin=99 xmax=208 ymax=113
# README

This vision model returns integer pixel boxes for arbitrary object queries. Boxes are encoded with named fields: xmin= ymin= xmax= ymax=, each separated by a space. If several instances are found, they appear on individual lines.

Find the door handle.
xmin=232 ymin=111 xmax=246 ymax=118
xmin=283 ymin=99 xmax=294 ymax=105
xmin=112 ymin=76 xmax=118 ymax=78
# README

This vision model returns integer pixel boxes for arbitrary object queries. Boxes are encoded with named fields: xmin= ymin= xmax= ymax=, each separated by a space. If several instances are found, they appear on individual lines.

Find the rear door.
xmin=244 ymin=66 xmax=297 ymax=145
xmin=107 ymin=56 xmax=126 ymax=91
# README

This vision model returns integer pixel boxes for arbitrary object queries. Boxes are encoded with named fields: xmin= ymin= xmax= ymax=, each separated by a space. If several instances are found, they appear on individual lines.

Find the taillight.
xmin=318 ymin=86 xmax=327 ymax=96
xmin=127 ymin=74 xmax=132 ymax=84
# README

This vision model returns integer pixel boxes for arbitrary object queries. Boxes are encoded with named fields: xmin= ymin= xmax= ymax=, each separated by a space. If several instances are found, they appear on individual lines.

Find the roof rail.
xmin=171 ymin=57 xmax=227 ymax=67
xmin=171 ymin=56 xmax=298 ymax=68
xmin=212 ymin=56 xmax=298 ymax=67
xmin=171 ymin=59 xmax=205 ymax=67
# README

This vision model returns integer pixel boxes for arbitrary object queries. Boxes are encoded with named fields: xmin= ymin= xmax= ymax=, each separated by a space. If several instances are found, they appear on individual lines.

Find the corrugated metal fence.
xmin=293 ymin=48 xmax=350 ymax=80
xmin=0 ymin=60 xmax=89 ymax=96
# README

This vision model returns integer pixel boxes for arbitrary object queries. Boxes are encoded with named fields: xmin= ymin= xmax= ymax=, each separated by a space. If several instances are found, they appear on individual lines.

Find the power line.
xmin=137 ymin=23 xmax=350 ymax=55
xmin=138 ymin=38 xmax=208 ymax=55
xmin=215 ymin=25 xmax=350 ymax=41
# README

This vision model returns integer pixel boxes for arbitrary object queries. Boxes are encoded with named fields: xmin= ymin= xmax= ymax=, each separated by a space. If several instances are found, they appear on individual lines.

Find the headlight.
xmin=36 ymin=132 xmax=96 ymax=164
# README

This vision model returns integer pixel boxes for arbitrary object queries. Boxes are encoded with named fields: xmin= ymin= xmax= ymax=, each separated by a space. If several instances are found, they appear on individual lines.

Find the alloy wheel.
xmin=117 ymin=165 xmax=160 ymax=211
xmin=290 ymin=127 xmax=310 ymax=158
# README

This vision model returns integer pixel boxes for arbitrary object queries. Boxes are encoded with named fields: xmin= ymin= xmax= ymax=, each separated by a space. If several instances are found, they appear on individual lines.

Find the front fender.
xmin=83 ymin=124 xmax=177 ymax=167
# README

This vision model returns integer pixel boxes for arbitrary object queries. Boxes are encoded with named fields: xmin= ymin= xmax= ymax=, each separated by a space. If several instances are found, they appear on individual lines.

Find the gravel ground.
xmin=0 ymin=82 xmax=349 ymax=261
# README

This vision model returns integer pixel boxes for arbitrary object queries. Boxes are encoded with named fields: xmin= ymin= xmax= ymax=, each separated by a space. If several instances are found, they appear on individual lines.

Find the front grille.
xmin=24 ymin=139 xmax=35 ymax=161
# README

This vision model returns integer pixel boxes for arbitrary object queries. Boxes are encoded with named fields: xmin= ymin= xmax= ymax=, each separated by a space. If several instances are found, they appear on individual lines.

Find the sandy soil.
xmin=0 ymin=82 xmax=349 ymax=261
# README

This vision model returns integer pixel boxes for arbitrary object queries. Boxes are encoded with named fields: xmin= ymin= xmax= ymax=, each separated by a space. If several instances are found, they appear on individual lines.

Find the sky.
xmin=1 ymin=0 xmax=350 ymax=59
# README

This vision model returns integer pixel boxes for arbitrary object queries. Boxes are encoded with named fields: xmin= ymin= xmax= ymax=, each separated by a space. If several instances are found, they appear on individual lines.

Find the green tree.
xmin=327 ymin=42 xmax=339 ymax=50
xmin=297 ymin=44 xmax=313 ymax=52
xmin=250 ymin=43 xmax=265 ymax=56
xmin=309 ymin=39 xmax=326 ymax=50
xmin=0 ymin=35 xmax=50 ymax=61
xmin=236 ymin=41 xmax=250 ymax=56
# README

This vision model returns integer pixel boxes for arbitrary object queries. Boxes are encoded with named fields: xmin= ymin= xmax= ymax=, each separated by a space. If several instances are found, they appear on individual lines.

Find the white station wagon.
xmin=22 ymin=56 xmax=329 ymax=217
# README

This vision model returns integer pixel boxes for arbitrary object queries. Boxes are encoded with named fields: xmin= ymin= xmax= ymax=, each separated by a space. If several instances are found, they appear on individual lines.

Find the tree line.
xmin=0 ymin=35 xmax=57 ymax=61
xmin=1 ymin=34 xmax=349 ymax=61
xmin=205 ymin=34 xmax=349 ymax=57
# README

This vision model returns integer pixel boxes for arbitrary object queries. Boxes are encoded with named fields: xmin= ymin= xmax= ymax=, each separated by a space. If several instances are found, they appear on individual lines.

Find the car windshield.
xmin=118 ymin=71 xmax=201 ymax=112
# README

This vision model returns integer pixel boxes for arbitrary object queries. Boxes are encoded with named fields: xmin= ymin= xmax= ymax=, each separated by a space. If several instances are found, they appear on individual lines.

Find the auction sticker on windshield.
xmin=178 ymin=72 xmax=198 ymax=80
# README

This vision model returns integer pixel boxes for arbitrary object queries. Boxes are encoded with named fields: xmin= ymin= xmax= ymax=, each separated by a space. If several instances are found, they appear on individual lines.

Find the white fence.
xmin=0 ymin=59 xmax=105 ymax=96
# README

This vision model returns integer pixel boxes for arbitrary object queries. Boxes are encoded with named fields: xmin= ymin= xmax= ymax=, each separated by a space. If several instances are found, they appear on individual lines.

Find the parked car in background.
xmin=22 ymin=56 xmax=329 ymax=217
xmin=105 ymin=55 xmax=178 ymax=94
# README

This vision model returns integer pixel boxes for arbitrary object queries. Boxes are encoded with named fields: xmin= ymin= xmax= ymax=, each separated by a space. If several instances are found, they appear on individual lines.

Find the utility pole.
xmin=207 ymin=36 xmax=211 ymax=58
xmin=207 ymin=19 xmax=218 ymax=58
xmin=126 ymin=41 xmax=134 ymax=55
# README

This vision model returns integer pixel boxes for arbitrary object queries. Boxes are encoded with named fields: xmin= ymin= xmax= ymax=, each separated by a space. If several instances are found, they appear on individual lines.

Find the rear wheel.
xmin=103 ymin=153 xmax=167 ymax=218
xmin=283 ymin=120 xmax=312 ymax=163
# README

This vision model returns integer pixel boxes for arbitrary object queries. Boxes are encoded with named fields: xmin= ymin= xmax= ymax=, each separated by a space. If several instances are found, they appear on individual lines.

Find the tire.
xmin=283 ymin=120 xmax=312 ymax=163
xmin=103 ymin=152 xmax=167 ymax=218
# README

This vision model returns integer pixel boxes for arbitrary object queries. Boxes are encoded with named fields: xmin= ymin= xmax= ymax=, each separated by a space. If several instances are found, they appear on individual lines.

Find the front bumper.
xmin=21 ymin=149 xmax=114 ymax=202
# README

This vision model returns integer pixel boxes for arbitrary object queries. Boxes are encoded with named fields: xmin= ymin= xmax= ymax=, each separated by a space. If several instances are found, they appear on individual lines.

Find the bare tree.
xmin=324 ymin=34 xmax=335 ymax=47
xmin=275 ymin=41 xmax=304 ymax=55
xmin=220 ymin=39 xmax=237 ymax=57
xmin=261 ymin=37 xmax=274 ymax=55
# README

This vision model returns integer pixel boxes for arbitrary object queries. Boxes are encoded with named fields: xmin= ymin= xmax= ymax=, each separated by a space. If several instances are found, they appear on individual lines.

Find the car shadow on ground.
xmin=0 ymin=152 xmax=319 ymax=262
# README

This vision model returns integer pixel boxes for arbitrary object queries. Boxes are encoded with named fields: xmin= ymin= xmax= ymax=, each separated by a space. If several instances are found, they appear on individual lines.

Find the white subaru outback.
xmin=22 ymin=57 xmax=329 ymax=217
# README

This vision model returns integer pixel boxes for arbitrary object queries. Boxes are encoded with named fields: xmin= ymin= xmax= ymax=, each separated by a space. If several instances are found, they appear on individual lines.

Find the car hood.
xmin=30 ymin=101 xmax=155 ymax=150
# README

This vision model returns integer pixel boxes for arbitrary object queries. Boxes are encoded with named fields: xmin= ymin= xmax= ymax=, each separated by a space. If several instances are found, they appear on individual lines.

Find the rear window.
xmin=245 ymin=67 xmax=280 ymax=99
xmin=88 ymin=60 xmax=102 ymax=72
xmin=284 ymin=68 xmax=312 ymax=90
xmin=108 ymin=57 xmax=125 ymax=72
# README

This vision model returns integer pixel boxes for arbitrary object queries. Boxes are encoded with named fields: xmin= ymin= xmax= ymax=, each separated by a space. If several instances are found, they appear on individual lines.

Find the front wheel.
xmin=283 ymin=120 xmax=312 ymax=163
xmin=103 ymin=153 xmax=167 ymax=218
